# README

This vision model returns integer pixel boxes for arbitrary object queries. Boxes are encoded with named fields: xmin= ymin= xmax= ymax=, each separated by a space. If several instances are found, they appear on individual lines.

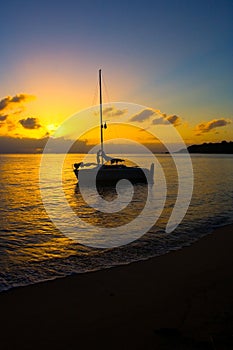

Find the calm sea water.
xmin=0 ymin=154 xmax=232 ymax=292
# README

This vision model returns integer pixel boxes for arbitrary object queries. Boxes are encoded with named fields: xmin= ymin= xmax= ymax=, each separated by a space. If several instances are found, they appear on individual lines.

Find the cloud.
xmin=11 ymin=94 xmax=35 ymax=103
xmin=19 ymin=117 xmax=41 ymax=129
xmin=129 ymin=108 xmax=182 ymax=127
xmin=104 ymin=106 xmax=127 ymax=117
xmin=0 ymin=115 xmax=7 ymax=122
xmin=0 ymin=136 xmax=91 ymax=154
xmin=167 ymin=115 xmax=181 ymax=126
xmin=152 ymin=116 xmax=168 ymax=125
xmin=94 ymin=106 xmax=128 ymax=118
xmin=0 ymin=107 xmax=24 ymax=123
xmin=0 ymin=97 xmax=13 ymax=111
xmin=6 ymin=120 xmax=17 ymax=131
xmin=0 ymin=94 xmax=36 ymax=131
xmin=195 ymin=118 xmax=231 ymax=135
xmin=152 ymin=114 xmax=181 ymax=126
xmin=0 ymin=114 xmax=9 ymax=128
xmin=0 ymin=93 xmax=36 ymax=112
xmin=130 ymin=108 xmax=155 ymax=122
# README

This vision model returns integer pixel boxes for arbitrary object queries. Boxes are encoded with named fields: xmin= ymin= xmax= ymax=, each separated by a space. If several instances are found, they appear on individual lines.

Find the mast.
xmin=99 ymin=69 xmax=104 ymax=164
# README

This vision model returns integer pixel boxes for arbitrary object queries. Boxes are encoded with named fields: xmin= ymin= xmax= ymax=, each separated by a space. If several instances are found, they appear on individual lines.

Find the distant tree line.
xmin=179 ymin=141 xmax=233 ymax=154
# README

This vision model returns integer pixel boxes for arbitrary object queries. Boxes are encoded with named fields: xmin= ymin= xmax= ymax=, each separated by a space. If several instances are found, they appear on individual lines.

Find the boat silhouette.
xmin=73 ymin=69 xmax=154 ymax=186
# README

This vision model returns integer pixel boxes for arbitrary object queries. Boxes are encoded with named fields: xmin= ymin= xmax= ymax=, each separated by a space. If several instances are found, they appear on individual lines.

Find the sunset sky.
xmin=0 ymin=0 xmax=232 ymax=152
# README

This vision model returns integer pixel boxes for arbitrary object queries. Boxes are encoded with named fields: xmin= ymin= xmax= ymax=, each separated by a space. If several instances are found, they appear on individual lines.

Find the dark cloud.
xmin=19 ymin=117 xmax=41 ymax=129
xmin=0 ymin=93 xmax=35 ymax=112
xmin=0 ymin=135 xmax=184 ymax=155
xmin=152 ymin=116 xmax=168 ymax=125
xmin=94 ymin=106 xmax=127 ymax=118
xmin=167 ymin=115 xmax=181 ymax=126
xmin=0 ymin=97 xmax=11 ymax=111
xmin=97 ymin=142 xmax=169 ymax=154
xmin=130 ymin=109 xmax=155 ymax=122
xmin=0 ymin=136 xmax=91 ymax=154
xmin=152 ymin=114 xmax=181 ymax=126
xmin=129 ymin=108 xmax=181 ymax=126
xmin=0 ymin=136 xmax=47 ymax=153
xmin=7 ymin=120 xmax=17 ymax=131
xmin=105 ymin=106 xmax=127 ymax=117
xmin=195 ymin=118 xmax=231 ymax=134
xmin=0 ymin=115 xmax=8 ymax=128
xmin=11 ymin=94 xmax=34 ymax=103
xmin=0 ymin=115 xmax=7 ymax=122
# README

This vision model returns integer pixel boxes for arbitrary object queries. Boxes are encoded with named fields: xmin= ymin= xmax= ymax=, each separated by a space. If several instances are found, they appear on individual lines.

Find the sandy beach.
xmin=0 ymin=224 xmax=233 ymax=349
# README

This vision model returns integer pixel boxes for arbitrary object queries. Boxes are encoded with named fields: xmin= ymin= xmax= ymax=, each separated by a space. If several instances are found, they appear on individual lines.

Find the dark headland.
xmin=178 ymin=141 xmax=233 ymax=154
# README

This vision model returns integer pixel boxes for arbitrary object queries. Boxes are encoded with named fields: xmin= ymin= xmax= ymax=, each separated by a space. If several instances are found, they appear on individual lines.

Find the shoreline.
xmin=1 ymin=221 xmax=232 ymax=295
xmin=1 ymin=224 xmax=233 ymax=349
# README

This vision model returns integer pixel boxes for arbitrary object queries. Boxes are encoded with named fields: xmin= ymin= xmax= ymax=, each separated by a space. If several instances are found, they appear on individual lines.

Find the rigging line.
xmin=102 ymin=72 xmax=122 ymax=156
xmin=102 ymin=73 xmax=114 ymax=119
xmin=91 ymin=79 xmax=99 ymax=107
xmin=102 ymin=73 xmax=113 ymax=154
xmin=102 ymin=74 xmax=111 ymax=104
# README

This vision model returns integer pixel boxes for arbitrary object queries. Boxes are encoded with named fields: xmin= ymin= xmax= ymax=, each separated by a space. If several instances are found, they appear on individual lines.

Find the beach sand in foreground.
xmin=0 ymin=224 xmax=233 ymax=349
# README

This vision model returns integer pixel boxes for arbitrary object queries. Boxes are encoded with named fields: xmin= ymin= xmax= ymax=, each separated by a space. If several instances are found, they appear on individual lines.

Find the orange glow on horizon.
xmin=78 ymin=123 xmax=161 ymax=147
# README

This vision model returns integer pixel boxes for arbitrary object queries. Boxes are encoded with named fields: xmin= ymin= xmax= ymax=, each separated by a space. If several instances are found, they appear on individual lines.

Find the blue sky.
xmin=0 ymin=0 xmax=232 ymax=147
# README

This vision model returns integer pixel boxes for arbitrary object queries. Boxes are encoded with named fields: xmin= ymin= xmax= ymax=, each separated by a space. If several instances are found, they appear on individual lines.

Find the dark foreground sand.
xmin=0 ymin=225 xmax=233 ymax=350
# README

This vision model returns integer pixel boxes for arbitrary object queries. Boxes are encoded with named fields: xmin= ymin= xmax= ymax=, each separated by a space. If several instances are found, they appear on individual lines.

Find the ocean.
xmin=0 ymin=153 xmax=232 ymax=292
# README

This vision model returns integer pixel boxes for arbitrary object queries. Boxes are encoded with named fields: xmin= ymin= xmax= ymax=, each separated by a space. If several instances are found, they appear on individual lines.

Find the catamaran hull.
xmin=74 ymin=164 xmax=154 ymax=186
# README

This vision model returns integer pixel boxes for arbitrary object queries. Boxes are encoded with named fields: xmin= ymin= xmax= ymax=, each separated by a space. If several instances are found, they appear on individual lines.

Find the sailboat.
xmin=73 ymin=69 xmax=154 ymax=186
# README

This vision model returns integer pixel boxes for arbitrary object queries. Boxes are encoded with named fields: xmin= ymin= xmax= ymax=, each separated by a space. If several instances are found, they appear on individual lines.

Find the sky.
xmin=0 ymin=0 xmax=232 ymax=152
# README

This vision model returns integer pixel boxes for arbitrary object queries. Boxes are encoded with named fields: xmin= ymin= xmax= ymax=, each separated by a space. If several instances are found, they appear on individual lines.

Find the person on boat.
xmin=102 ymin=150 xmax=112 ymax=162
xmin=97 ymin=149 xmax=112 ymax=165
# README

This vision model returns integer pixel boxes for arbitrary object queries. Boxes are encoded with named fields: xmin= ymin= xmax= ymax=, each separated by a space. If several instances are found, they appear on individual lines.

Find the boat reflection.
xmin=73 ymin=182 xmax=149 ymax=228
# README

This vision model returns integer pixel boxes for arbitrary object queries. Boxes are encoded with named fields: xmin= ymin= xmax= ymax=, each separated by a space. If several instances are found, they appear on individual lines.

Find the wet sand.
xmin=0 ymin=224 xmax=233 ymax=349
